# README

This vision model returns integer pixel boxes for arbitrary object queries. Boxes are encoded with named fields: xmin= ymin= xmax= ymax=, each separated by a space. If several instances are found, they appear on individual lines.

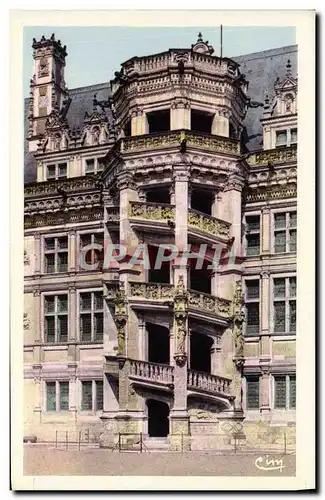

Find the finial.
xmin=41 ymin=35 xmax=46 ymax=42
xmin=197 ymin=32 xmax=203 ymax=42
xmin=50 ymin=33 xmax=55 ymax=41
xmin=286 ymin=59 xmax=292 ymax=76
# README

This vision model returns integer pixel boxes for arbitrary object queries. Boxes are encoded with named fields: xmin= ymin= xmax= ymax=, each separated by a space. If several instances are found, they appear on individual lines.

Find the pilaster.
xmin=68 ymin=285 xmax=77 ymax=341
xmin=68 ymin=230 xmax=76 ymax=272
xmin=261 ymin=205 xmax=271 ymax=254
xmin=34 ymin=233 xmax=41 ymax=275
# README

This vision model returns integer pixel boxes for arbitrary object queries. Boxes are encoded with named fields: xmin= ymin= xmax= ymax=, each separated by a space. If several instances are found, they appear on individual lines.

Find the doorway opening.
xmin=147 ymin=399 xmax=170 ymax=437
xmin=191 ymin=188 xmax=213 ymax=215
xmin=148 ymin=244 xmax=170 ymax=284
xmin=190 ymin=332 xmax=213 ymax=373
xmin=147 ymin=109 xmax=170 ymax=133
xmin=147 ymin=322 xmax=170 ymax=365
xmin=191 ymin=109 xmax=214 ymax=134
xmin=146 ymin=187 xmax=171 ymax=204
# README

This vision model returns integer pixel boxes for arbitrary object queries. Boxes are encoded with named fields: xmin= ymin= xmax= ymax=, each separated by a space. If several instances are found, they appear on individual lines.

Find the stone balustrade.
xmin=128 ymin=282 xmax=174 ymax=301
xmin=106 ymin=206 xmax=120 ymax=223
xmin=129 ymin=359 xmax=174 ymax=385
xmin=187 ymin=369 xmax=232 ymax=396
xmin=24 ymin=176 xmax=99 ymax=198
xmin=121 ymin=129 xmax=240 ymax=156
xmin=129 ymin=201 xmax=175 ymax=222
xmin=188 ymin=208 xmax=231 ymax=239
xmin=188 ymin=289 xmax=231 ymax=317
xmin=247 ymin=145 xmax=297 ymax=166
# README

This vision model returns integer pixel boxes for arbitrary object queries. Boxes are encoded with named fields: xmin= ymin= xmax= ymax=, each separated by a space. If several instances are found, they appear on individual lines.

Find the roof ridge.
xmin=232 ymin=44 xmax=298 ymax=62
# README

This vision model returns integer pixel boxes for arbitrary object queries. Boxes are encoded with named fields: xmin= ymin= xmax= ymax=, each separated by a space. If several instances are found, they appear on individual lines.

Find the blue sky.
xmin=23 ymin=26 xmax=296 ymax=96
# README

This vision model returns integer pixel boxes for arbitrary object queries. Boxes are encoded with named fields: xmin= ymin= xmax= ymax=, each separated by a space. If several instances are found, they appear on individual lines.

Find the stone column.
xmin=261 ymin=206 xmax=271 ymax=255
xmin=212 ymin=111 xmax=229 ymax=137
xmin=68 ymin=230 xmax=77 ymax=272
xmin=33 ymin=288 xmax=41 ymax=344
xmin=210 ymin=335 xmax=221 ymax=375
xmin=173 ymin=164 xmax=190 ymax=287
xmin=170 ymin=99 xmax=190 ymax=130
xmin=211 ymin=192 xmax=223 ymax=219
xmin=34 ymin=233 xmax=41 ymax=275
xmin=260 ymin=271 xmax=271 ymax=415
xmin=138 ymin=315 xmax=146 ymax=361
xmin=68 ymin=285 xmax=77 ymax=341
xmin=131 ymin=108 xmax=147 ymax=136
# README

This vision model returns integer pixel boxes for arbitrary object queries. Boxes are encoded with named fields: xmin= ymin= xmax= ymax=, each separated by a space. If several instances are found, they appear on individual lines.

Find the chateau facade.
xmin=24 ymin=33 xmax=297 ymax=449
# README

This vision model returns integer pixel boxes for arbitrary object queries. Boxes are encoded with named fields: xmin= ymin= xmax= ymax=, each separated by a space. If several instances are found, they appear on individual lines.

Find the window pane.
xmin=275 ymin=231 xmax=286 ymax=253
xmin=246 ymin=215 xmax=260 ymax=232
xmin=274 ymin=213 xmax=286 ymax=229
xmin=45 ymin=316 xmax=55 ymax=343
xmin=290 ymin=129 xmax=297 ymax=143
xmin=289 ymin=277 xmax=296 ymax=297
xmin=276 ymin=131 xmax=287 ymax=146
xmin=45 ymin=238 xmax=55 ymax=250
xmin=81 ymin=314 xmax=92 ymax=341
xmin=46 ymin=382 xmax=56 ymax=411
xmin=246 ymin=303 xmax=259 ymax=335
xmin=45 ymin=254 xmax=55 ymax=273
xmin=58 ymin=252 xmax=68 ymax=272
xmin=82 ymin=381 xmax=93 ymax=410
xmin=246 ymin=280 xmax=259 ymax=299
xmin=94 ymin=233 xmax=103 ymax=246
xmin=274 ymin=301 xmax=286 ymax=332
xmin=274 ymin=278 xmax=285 ymax=298
xmin=246 ymin=377 xmax=259 ymax=409
xmin=289 ymin=301 xmax=296 ymax=332
xmin=246 ymin=234 xmax=260 ymax=256
xmin=85 ymin=159 xmax=95 ymax=172
xmin=94 ymin=313 xmax=103 ymax=340
xmin=275 ymin=376 xmax=286 ymax=409
xmin=289 ymin=212 xmax=297 ymax=228
xmin=95 ymin=381 xmax=103 ymax=410
xmin=94 ymin=292 xmax=103 ymax=310
xmin=47 ymin=165 xmax=56 ymax=178
xmin=80 ymin=234 xmax=92 ymax=248
xmin=58 ymin=237 xmax=68 ymax=250
xmin=289 ymin=230 xmax=297 ymax=252
xmin=80 ymin=293 xmax=92 ymax=311
xmin=58 ymin=316 xmax=68 ymax=341
xmin=58 ymin=295 xmax=68 ymax=312
xmin=45 ymin=296 xmax=55 ymax=313
xmin=58 ymin=163 xmax=67 ymax=178
xmin=59 ymin=382 xmax=69 ymax=410
xmin=290 ymin=376 xmax=296 ymax=409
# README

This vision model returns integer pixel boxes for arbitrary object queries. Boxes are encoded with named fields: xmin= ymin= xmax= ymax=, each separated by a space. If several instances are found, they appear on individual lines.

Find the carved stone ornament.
xmin=24 ymin=250 xmax=30 ymax=266
xmin=114 ymin=282 xmax=128 ymax=357
xmin=173 ymin=276 xmax=188 ymax=366
xmin=232 ymin=280 xmax=245 ymax=360
xmin=23 ymin=313 xmax=31 ymax=330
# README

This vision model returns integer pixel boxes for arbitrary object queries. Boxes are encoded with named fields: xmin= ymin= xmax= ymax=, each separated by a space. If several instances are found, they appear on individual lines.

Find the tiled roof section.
xmin=233 ymin=45 xmax=297 ymax=151
xmin=24 ymin=45 xmax=297 ymax=182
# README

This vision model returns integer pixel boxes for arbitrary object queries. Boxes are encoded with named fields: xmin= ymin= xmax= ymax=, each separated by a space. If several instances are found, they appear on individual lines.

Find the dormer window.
xmin=85 ymin=157 xmax=105 ymax=176
xmin=275 ymin=128 xmax=297 ymax=148
xmin=46 ymin=162 xmax=67 ymax=180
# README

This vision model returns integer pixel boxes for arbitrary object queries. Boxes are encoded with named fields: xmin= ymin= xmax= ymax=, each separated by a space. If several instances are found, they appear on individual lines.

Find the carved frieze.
xmin=247 ymin=146 xmax=297 ymax=166
xmin=23 ymin=313 xmax=31 ymax=330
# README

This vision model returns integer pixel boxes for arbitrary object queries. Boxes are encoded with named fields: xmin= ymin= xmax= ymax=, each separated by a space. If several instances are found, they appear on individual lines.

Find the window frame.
xmin=244 ymin=212 xmax=261 ymax=257
xmin=83 ymin=156 xmax=105 ymax=176
xmin=45 ymin=161 xmax=68 ymax=180
xmin=271 ymin=275 xmax=296 ymax=335
xmin=271 ymin=209 xmax=297 ymax=254
xmin=78 ymin=288 xmax=104 ymax=342
xmin=77 ymin=230 xmax=104 ymax=271
xmin=43 ymin=234 xmax=69 ymax=274
xmin=273 ymin=374 xmax=296 ymax=410
xmin=245 ymin=375 xmax=260 ymax=410
xmin=45 ymin=380 xmax=70 ymax=412
xmin=244 ymin=277 xmax=260 ymax=337
xmin=43 ymin=292 xmax=69 ymax=343
xmin=275 ymin=127 xmax=298 ymax=148
xmin=80 ymin=379 xmax=104 ymax=412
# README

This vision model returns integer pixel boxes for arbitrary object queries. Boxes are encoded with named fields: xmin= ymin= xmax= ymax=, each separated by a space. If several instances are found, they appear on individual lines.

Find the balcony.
xmin=188 ymin=208 xmax=231 ymax=242
xmin=118 ymin=129 xmax=240 ymax=157
xmin=128 ymin=201 xmax=175 ymax=235
xmin=127 ymin=359 xmax=233 ymax=400
xmin=188 ymin=290 xmax=231 ymax=319
xmin=247 ymin=145 xmax=297 ymax=167
xmin=128 ymin=282 xmax=174 ymax=302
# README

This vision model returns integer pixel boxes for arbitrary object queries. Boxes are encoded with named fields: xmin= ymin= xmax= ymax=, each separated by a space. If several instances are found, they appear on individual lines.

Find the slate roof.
xmin=24 ymin=44 xmax=297 ymax=183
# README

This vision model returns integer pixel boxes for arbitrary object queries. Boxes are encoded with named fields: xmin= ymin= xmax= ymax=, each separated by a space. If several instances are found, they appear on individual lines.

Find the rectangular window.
xmin=274 ymin=375 xmax=296 ymax=410
xmin=273 ymin=277 xmax=296 ymax=334
xmin=46 ymin=162 xmax=68 ymax=180
xmin=245 ymin=280 xmax=260 ymax=336
xmin=44 ymin=294 xmax=68 ymax=343
xmin=79 ymin=233 xmax=104 ymax=269
xmin=81 ymin=381 xmax=93 ymax=410
xmin=290 ymin=128 xmax=297 ymax=144
xmin=81 ymin=380 xmax=103 ymax=411
xmin=245 ymin=215 xmax=260 ymax=256
xmin=276 ymin=130 xmax=287 ymax=147
xmin=246 ymin=376 xmax=260 ymax=409
xmin=79 ymin=291 xmax=104 ymax=342
xmin=46 ymin=381 xmax=69 ymax=411
xmin=84 ymin=157 xmax=105 ymax=175
xmin=273 ymin=211 xmax=297 ymax=253
xmin=44 ymin=236 xmax=68 ymax=274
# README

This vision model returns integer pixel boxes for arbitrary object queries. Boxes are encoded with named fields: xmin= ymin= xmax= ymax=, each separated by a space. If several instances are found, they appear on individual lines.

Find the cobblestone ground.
xmin=24 ymin=445 xmax=296 ymax=477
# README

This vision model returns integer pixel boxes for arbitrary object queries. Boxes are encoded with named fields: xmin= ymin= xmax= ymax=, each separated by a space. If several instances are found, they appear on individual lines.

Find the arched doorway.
xmin=147 ymin=399 xmax=169 ymax=437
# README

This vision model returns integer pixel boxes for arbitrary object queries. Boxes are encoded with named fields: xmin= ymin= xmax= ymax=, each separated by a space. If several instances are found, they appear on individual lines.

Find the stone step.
xmin=143 ymin=438 xmax=171 ymax=451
